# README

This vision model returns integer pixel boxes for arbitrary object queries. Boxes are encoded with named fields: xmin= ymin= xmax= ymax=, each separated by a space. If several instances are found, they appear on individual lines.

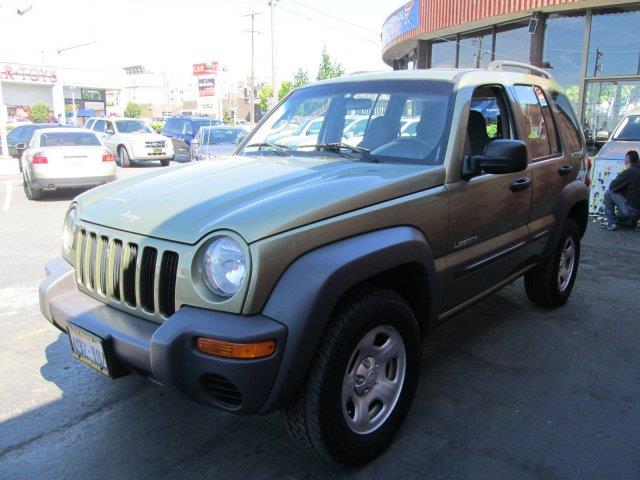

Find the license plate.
xmin=68 ymin=323 xmax=110 ymax=376
xmin=153 ymin=148 xmax=163 ymax=154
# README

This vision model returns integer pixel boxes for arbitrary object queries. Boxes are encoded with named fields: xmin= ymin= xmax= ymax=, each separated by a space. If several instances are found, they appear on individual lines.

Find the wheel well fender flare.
xmin=259 ymin=226 xmax=438 ymax=412
xmin=543 ymin=180 xmax=589 ymax=261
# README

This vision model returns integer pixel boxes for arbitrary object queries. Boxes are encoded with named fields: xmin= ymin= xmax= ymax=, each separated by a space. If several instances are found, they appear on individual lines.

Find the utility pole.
xmin=269 ymin=0 xmax=279 ymax=107
xmin=244 ymin=11 xmax=260 ymax=126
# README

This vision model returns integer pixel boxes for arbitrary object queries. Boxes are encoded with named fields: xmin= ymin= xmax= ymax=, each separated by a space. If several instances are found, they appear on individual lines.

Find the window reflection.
xmin=431 ymin=38 xmax=456 ymax=68
xmin=494 ymin=22 xmax=531 ymax=64
xmin=588 ymin=8 xmax=640 ymax=77
xmin=458 ymin=31 xmax=492 ymax=68
xmin=543 ymin=13 xmax=585 ymax=108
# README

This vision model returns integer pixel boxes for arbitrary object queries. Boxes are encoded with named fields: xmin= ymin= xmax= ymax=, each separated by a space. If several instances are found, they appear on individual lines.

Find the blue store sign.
xmin=382 ymin=0 xmax=421 ymax=47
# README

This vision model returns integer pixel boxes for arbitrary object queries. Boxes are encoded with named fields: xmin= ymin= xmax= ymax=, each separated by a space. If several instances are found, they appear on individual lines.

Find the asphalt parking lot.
xmin=1 ymin=161 xmax=639 ymax=479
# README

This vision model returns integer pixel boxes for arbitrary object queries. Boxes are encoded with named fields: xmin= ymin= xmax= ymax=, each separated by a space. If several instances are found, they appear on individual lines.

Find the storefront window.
xmin=583 ymin=80 xmax=640 ymax=147
xmin=543 ymin=13 xmax=585 ymax=107
xmin=458 ymin=31 xmax=492 ymax=69
xmin=494 ymin=22 xmax=531 ymax=64
xmin=431 ymin=39 xmax=456 ymax=68
xmin=588 ymin=7 xmax=640 ymax=77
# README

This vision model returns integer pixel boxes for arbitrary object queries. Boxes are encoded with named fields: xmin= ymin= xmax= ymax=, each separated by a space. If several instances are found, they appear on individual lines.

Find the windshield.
xmin=201 ymin=128 xmax=245 ymax=145
xmin=192 ymin=119 xmax=222 ymax=132
xmin=115 ymin=120 xmax=152 ymax=133
xmin=613 ymin=115 xmax=640 ymax=141
xmin=40 ymin=132 xmax=100 ymax=147
xmin=240 ymin=80 xmax=454 ymax=165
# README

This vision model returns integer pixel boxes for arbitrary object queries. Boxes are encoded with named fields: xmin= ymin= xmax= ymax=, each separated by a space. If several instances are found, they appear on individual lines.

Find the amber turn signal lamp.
xmin=196 ymin=338 xmax=276 ymax=359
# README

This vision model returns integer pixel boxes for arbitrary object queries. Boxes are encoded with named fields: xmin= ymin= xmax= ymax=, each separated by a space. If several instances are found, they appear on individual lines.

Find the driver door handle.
xmin=510 ymin=177 xmax=532 ymax=192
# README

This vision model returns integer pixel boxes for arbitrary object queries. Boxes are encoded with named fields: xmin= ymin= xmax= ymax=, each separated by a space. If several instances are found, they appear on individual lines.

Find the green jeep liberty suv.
xmin=39 ymin=62 xmax=589 ymax=465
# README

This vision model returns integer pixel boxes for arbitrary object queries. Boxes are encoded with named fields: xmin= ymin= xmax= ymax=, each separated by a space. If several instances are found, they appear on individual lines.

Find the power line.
xmin=279 ymin=6 xmax=378 ymax=45
xmin=287 ymin=0 xmax=378 ymax=34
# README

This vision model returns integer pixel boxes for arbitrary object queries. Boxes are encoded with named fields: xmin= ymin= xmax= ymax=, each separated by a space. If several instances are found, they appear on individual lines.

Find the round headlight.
xmin=62 ymin=205 xmax=78 ymax=254
xmin=202 ymin=236 xmax=247 ymax=297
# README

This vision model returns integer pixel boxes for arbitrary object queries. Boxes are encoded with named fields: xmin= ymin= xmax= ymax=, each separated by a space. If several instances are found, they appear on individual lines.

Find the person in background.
xmin=600 ymin=150 xmax=640 ymax=231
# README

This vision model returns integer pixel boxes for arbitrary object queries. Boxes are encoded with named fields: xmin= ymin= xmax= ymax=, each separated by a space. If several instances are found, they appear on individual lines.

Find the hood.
xmin=120 ymin=132 xmax=168 ymax=143
xmin=76 ymin=156 xmax=444 ymax=244
xmin=596 ymin=140 xmax=640 ymax=161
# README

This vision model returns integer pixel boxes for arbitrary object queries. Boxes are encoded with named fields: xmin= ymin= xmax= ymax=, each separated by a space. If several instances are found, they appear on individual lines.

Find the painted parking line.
xmin=3 ymin=181 xmax=12 ymax=212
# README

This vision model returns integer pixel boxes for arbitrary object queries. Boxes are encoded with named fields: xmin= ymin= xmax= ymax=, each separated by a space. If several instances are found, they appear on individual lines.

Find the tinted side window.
xmin=85 ymin=119 xmax=95 ymax=129
xmin=551 ymin=91 xmax=583 ymax=152
xmin=513 ymin=85 xmax=553 ymax=159
xmin=164 ymin=118 xmax=178 ymax=133
xmin=94 ymin=120 xmax=106 ymax=132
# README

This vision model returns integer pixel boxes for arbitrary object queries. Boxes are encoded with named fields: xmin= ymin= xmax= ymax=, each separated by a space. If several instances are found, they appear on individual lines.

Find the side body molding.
xmin=260 ymin=226 xmax=438 ymax=412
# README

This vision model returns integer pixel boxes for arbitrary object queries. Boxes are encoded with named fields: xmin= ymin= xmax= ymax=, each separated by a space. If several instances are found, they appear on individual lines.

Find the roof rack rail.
xmin=487 ymin=60 xmax=555 ymax=81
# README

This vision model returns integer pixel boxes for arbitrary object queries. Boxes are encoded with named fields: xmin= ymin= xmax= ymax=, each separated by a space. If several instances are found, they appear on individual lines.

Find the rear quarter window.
xmin=551 ymin=91 xmax=583 ymax=153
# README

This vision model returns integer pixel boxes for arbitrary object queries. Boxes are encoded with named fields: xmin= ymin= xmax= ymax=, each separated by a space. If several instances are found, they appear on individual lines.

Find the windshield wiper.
xmin=300 ymin=143 xmax=379 ymax=163
xmin=245 ymin=142 xmax=288 ymax=156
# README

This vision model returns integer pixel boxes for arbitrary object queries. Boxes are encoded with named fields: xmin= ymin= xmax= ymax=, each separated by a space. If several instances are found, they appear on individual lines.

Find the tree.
xmin=29 ymin=102 xmax=50 ymax=123
xmin=124 ymin=102 xmax=142 ymax=118
xmin=293 ymin=68 xmax=309 ymax=88
xmin=278 ymin=80 xmax=293 ymax=101
xmin=223 ymin=107 xmax=235 ymax=125
xmin=258 ymin=85 xmax=274 ymax=112
xmin=316 ymin=46 xmax=344 ymax=81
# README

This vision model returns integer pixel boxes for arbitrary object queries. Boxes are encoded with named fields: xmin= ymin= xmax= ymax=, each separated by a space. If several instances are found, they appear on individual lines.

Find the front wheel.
xmin=525 ymin=219 xmax=581 ymax=307
xmin=160 ymin=159 xmax=171 ymax=167
xmin=285 ymin=288 xmax=420 ymax=465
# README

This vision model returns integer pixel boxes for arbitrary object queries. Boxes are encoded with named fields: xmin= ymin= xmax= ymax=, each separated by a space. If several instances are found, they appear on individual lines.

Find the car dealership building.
xmin=382 ymin=0 xmax=640 ymax=144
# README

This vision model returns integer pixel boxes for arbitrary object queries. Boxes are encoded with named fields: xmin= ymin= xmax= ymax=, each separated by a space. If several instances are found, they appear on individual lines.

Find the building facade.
xmin=382 ymin=0 xmax=640 ymax=145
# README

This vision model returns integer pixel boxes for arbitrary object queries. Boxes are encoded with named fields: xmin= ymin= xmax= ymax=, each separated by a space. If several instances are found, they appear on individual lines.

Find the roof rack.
xmin=487 ymin=60 xmax=555 ymax=81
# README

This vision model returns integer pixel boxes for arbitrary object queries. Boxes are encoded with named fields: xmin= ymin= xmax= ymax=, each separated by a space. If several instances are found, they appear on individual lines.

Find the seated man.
xmin=600 ymin=150 xmax=640 ymax=231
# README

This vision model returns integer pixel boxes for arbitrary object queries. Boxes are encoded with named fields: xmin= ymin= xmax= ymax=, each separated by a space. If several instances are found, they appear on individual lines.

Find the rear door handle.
xmin=510 ymin=177 xmax=532 ymax=192
xmin=558 ymin=164 xmax=573 ymax=176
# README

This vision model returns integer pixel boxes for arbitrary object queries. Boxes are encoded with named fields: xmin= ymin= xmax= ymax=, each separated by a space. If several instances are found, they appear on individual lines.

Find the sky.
xmin=0 ymin=0 xmax=405 ymax=85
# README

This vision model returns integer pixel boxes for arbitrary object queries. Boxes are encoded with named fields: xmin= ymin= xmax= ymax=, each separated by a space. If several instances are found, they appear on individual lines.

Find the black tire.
xmin=160 ymin=159 xmax=171 ymax=167
xmin=525 ymin=219 xmax=581 ymax=307
xmin=23 ymin=175 xmax=42 ymax=200
xmin=118 ymin=147 xmax=131 ymax=168
xmin=285 ymin=288 xmax=420 ymax=465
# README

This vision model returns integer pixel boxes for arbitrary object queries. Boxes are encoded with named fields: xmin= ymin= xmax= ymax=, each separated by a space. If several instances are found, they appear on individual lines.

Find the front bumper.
xmin=40 ymin=256 xmax=287 ymax=413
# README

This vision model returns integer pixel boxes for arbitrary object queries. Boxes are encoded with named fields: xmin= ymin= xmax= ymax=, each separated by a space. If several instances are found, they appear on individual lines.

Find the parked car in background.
xmin=235 ymin=119 xmax=252 ymax=133
xmin=6 ymin=117 xmax=32 ymax=129
xmin=162 ymin=116 xmax=223 ymax=162
xmin=190 ymin=126 xmax=246 ymax=161
xmin=89 ymin=117 xmax=174 ymax=167
xmin=21 ymin=128 xmax=116 ymax=200
xmin=7 ymin=123 xmax=64 ymax=171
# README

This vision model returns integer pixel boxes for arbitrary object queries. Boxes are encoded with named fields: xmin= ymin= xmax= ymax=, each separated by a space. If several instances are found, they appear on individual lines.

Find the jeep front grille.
xmin=75 ymin=229 xmax=179 ymax=319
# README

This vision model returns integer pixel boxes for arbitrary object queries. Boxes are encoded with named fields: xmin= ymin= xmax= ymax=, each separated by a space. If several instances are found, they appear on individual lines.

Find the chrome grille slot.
xmin=140 ymin=247 xmax=157 ymax=313
xmin=159 ymin=251 xmax=179 ymax=317
xmin=98 ymin=236 xmax=109 ymax=295
xmin=123 ymin=243 xmax=138 ymax=307
xmin=73 ymin=226 xmax=180 ymax=323
xmin=111 ymin=240 xmax=123 ymax=301
xmin=87 ymin=233 xmax=97 ymax=290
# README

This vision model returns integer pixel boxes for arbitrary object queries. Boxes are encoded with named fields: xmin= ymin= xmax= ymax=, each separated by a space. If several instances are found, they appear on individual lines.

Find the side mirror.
xmin=463 ymin=139 xmax=528 ymax=178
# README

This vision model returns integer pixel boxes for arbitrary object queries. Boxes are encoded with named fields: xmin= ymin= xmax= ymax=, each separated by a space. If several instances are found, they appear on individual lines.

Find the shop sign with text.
xmin=0 ymin=63 xmax=58 ymax=83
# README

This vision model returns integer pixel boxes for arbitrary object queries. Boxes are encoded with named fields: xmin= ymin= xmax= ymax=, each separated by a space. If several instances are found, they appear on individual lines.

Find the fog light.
xmin=196 ymin=338 xmax=276 ymax=359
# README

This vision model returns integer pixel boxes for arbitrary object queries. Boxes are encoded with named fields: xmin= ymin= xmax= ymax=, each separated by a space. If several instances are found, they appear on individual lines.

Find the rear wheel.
xmin=285 ymin=288 xmax=420 ymax=465
xmin=23 ymin=175 xmax=42 ymax=200
xmin=118 ymin=147 xmax=131 ymax=168
xmin=525 ymin=219 xmax=581 ymax=307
